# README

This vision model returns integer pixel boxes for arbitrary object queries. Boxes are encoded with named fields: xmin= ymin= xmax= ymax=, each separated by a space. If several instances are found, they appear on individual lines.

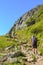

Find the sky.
xmin=0 ymin=0 xmax=43 ymax=35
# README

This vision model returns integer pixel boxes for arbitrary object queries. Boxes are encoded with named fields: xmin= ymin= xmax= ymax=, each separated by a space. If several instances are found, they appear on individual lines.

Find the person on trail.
xmin=31 ymin=35 xmax=37 ymax=54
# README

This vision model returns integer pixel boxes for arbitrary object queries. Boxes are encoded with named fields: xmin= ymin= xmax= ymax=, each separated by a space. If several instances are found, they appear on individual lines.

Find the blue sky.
xmin=0 ymin=0 xmax=43 ymax=35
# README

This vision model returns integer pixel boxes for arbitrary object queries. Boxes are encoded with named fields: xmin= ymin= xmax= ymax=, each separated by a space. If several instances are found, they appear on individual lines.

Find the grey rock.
xmin=7 ymin=57 xmax=17 ymax=63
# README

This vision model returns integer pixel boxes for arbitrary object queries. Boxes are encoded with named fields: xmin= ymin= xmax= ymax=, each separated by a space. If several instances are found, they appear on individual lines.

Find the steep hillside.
xmin=8 ymin=4 xmax=43 ymax=46
xmin=0 ymin=4 xmax=43 ymax=54
xmin=0 ymin=4 xmax=43 ymax=65
xmin=8 ymin=4 xmax=43 ymax=33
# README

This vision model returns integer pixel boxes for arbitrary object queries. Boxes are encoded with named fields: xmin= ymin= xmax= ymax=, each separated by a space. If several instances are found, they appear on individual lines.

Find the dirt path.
xmin=25 ymin=61 xmax=32 ymax=65
xmin=35 ymin=56 xmax=43 ymax=65
xmin=25 ymin=56 xmax=43 ymax=65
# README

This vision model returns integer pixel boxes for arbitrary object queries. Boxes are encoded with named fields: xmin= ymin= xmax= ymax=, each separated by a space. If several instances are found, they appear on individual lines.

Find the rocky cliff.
xmin=8 ymin=4 xmax=43 ymax=35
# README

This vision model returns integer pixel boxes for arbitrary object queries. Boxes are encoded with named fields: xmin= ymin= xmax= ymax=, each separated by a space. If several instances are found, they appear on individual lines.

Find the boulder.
xmin=7 ymin=57 xmax=17 ymax=63
xmin=27 ymin=57 xmax=34 ymax=62
xmin=7 ymin=51 xmax=25 ymax=58
xmin=5 ymin=46 xmax=13 ymax=51
xmin=0 ymin=62 xmax=3 ymax=65
xmin=0 ymin=56 xmax=7 ymax=62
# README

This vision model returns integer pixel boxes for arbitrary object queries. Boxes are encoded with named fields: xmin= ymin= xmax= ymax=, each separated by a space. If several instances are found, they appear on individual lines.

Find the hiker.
xmin=31 ymin=35 xmax=37 ymax=54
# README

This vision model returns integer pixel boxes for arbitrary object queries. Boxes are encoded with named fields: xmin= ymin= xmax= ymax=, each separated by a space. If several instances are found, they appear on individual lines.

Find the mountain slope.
xmin=0 ymin=4 xmax=43 ymax=51
xmin=0 ymin=4 xmax=43 ymax=65
xmin=8 ymin=4 xmax=43 ymax=43
xmin=8 ymin=4 xmax=43 ymax=33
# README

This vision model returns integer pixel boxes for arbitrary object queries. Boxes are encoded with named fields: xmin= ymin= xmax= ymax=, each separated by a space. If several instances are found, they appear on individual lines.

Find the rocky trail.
xmin=0 ymin=43 xmax=43 ymax=65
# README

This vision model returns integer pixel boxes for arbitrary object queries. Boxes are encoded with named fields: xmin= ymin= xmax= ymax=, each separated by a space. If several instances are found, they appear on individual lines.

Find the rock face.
xmin=8 ymin=5 xmax=43 ymax=35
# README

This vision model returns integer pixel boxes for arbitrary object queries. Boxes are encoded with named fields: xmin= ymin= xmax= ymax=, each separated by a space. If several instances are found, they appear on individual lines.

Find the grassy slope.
xmin=15 ymin=5 xmax=43 ymax=55
xmin=15 ymin=8 xmax=43 ymax=42
xmin=0 ymin=5 xmax=43 ymax=65
xmin=0 ymin=36 xmax=13 ymax=50
xmin=0 ymin=5 xmax=43 ymax=54
xmin=0 ymin=36 xmax=19 ymax=50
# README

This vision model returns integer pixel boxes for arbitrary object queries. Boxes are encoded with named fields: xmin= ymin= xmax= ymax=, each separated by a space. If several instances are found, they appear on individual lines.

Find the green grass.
xmin=15 ymin=7 xmax=43 ymax=55
xmin=0 ymin=5 xmax=43 ymax=57
xmin=0 ymin=5 xmax=43 ymax=65
xmin=4 ymin=61 xmax=25 ymax=65
xmin=0 ymin=36 xmax=18 ymax=50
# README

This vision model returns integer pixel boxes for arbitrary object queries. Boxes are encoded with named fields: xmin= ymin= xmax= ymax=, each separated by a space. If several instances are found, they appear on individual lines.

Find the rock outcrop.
xmin=8 ymin=5 xmax=43 ymax=35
